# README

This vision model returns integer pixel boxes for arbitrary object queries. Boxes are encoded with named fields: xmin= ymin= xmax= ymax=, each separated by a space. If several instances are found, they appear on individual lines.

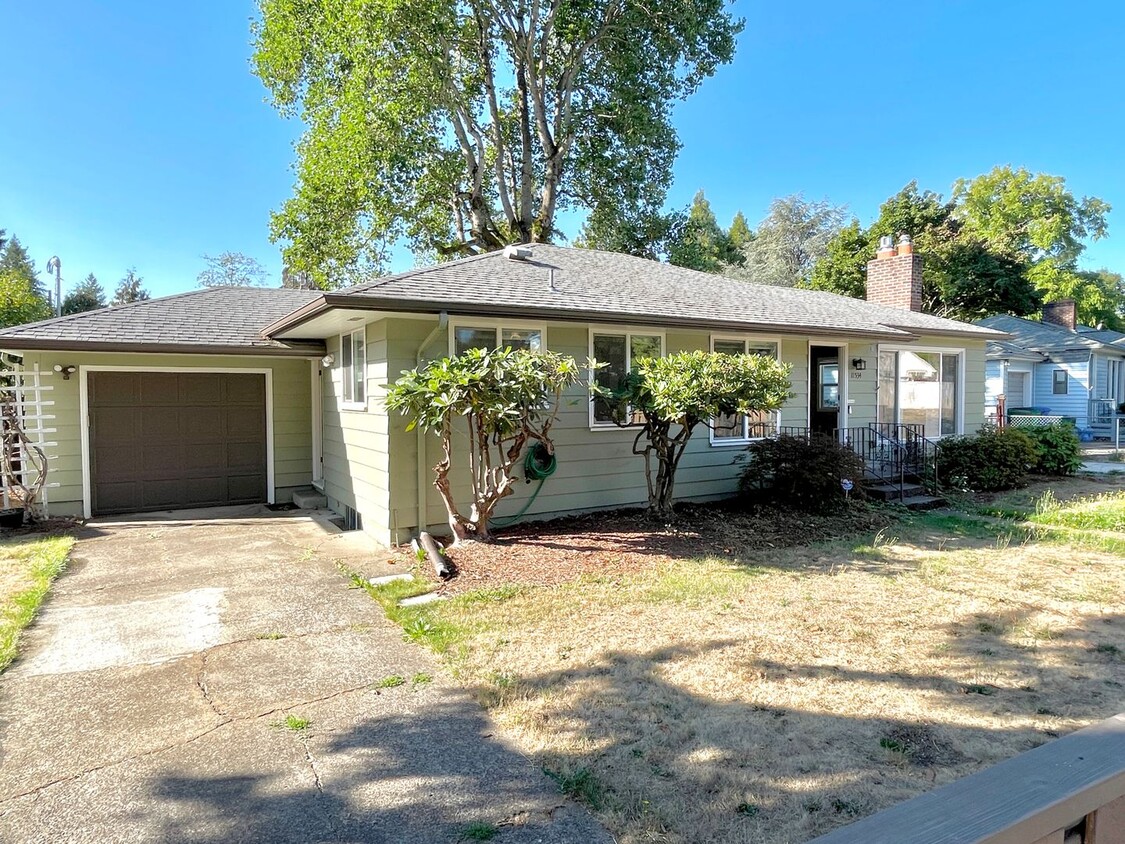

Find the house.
xmin=978 ymin=301 xmax=1125 ymax=437
xmin=0 ymin=239 xmax=1002 ymax=545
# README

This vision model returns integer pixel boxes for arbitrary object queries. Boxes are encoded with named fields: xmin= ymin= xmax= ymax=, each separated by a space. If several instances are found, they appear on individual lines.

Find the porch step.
xmin=292 ymin=488 xmax=328 ymax=510
xmin=867 ymin=483 xmax=926 ymax=501
xmin=900 ymin=495 xmax=946 ymax=511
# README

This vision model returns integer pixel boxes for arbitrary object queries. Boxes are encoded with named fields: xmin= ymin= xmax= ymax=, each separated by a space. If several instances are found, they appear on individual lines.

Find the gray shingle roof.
xmin=294 ymin=244 xmax=1002 ymax=340
xmin=978 ymin=314 xmax=1125 ymax=357
xmin=0 ymin=287 xmax=324 ymax=355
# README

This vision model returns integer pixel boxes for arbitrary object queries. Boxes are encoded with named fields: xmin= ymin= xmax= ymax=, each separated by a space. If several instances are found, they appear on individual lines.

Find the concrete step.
xmin=292 ymin=488 xmax=328 ymax=510
xmin=867 ymin=483 xmax=926 ymax=500
xmin=900 ymin=495 xmax=946 ymax=511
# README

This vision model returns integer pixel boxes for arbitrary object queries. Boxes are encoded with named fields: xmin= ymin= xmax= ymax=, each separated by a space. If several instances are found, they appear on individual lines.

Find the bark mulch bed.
xmin=411 ymin=502 xmax=889 ymax=595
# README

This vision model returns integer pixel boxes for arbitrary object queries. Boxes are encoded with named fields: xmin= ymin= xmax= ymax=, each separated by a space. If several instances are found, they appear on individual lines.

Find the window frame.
xmin=339 ymin=328 xmax=367 ymax=412
xmin=587 ymin=326 xmax=667 ymax=430
xmin=708 ymin=334 xmax=783 ymax=446
xmin=447 ymin=317 xmax=546 ymax=357
xmin=818 ymin=361 xmax=841 ymax=412
xmin=876 ymin=344 xmax=966 ymax=437
xmin=1052 ymin=368 xmax=1069 ymax=396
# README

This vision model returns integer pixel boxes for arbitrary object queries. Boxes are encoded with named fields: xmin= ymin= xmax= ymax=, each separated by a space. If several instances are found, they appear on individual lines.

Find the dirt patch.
xmin=420 ymin=503 xmax=889 ymax=595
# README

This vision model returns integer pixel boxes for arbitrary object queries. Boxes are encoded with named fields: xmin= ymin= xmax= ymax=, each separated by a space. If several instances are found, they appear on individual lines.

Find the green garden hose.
xmin=490 ymin=442 xmax=557 ymax=527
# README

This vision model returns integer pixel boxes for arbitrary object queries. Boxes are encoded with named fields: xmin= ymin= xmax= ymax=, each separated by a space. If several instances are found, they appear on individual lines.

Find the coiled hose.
xmin=490 ymin=442 xmax=557 ymax=527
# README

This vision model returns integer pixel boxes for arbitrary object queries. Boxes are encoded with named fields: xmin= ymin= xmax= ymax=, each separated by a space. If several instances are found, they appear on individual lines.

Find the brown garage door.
xmin=90 ymin=371 xmax=268 ymax=515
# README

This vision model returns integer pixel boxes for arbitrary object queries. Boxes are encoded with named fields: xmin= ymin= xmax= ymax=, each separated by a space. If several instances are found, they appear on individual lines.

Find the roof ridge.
xmin=341 ymin=251 xmax=502 ymax=294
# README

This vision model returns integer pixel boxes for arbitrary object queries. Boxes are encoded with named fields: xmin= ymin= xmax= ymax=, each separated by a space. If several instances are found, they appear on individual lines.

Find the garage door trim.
xmin=79 ymin=366 xmax=275 ymax=518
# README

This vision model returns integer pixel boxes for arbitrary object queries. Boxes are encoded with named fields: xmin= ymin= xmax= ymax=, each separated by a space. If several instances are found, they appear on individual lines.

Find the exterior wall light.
xmin=321 ymin=354 xmax=335 ymax=368
xmin=851 ymin=358 xmax=867 ymax=372
xmin=52 ymin=364 xmax=77 ymax=380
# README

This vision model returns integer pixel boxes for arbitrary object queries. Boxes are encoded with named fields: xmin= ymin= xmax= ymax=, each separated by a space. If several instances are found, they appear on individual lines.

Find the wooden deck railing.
xmin=808 ymin=712 xmax=1125 ymax=844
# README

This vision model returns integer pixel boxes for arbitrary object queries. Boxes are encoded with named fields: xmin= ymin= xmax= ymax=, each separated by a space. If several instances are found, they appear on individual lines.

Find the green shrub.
xmin=934 ymin=426 xmax=1036 ymax=492
xmin=739 ymin=434 xmax=866 ymax=512
xmin=1020 ymin=423 xmax=1082 ymax=475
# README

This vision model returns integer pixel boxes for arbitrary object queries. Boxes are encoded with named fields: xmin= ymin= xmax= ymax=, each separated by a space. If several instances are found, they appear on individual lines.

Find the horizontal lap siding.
xmin=15 ymin=351 xmax=313 ymax=517
xmin=1033 ymin=359 xmax=1089 ymax=424
xmin=393 ymin=323 xmax=826 ymax=542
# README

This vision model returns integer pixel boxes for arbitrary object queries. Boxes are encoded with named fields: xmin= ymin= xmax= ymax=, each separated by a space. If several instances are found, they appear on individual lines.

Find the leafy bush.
xmin=934 ymin=426 xmax=1037 ymax=492
xmin=739 ymin=434 xmax=866 ymax=512
xmin=1020 ymin=423 xmax=1082 ymax=475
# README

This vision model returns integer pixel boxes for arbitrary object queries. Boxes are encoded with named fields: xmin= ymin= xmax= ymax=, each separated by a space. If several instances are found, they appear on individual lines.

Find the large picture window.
xmin=590 ymin=330 xmax=663 ymax=426
xmin=710 ymin=337 xmax=781 ymax=443
xmin=877 ymin=348 xmax=961 ymax=437
xmin=340 ymin=329 xmax=366 ymax=408
xmin=452 ymin=322 xmax=542 ymax=356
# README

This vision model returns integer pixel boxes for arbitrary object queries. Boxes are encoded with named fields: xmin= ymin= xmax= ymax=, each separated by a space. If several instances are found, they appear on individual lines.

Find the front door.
xmin=810 ymin=345 xmax=842 ymax=435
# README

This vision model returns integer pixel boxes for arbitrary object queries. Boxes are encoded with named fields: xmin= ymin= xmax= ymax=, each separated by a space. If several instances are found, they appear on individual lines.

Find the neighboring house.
xmin=978 ymin=301 xmax=1125 ymax=436
xmin=0 ymin=241 xmax=1002 ymax=545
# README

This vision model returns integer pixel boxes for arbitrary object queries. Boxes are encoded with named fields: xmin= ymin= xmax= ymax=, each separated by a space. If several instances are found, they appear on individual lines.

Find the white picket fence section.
xmin=0 ymin=361 xmax=60 ymax=517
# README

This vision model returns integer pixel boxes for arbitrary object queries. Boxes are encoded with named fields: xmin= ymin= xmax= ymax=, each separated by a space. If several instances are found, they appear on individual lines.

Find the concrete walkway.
xmin=0 ymin=508 xmax=609 ymax=844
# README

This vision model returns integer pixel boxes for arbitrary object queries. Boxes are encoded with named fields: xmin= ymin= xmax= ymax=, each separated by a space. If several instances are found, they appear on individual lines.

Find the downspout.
xmin=415 ymin=312 xmax=448 ymax=537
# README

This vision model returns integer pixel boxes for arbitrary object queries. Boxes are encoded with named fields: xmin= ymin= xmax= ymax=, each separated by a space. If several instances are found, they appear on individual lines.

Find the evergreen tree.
xmin=112 ymin=268 xmax=150 ymax=305
xmin=62 ymin=273 xmax=108 ymax=315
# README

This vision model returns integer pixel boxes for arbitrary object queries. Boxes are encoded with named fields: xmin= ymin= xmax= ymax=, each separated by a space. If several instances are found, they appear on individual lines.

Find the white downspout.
xmin=415 ymin=312 xmax=448 ymax=537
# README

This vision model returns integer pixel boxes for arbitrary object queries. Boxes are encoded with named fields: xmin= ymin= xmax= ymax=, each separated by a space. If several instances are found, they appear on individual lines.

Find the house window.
xmin=590 ymin=330 xmax=664 ymax=426
xmin=818 ymin=362 xmax=840 ymax=411
xmin=340 ymin=329 xmax=366 ymax=407
xmin=452 ymin=323 xmax=542 ymax=356
xmin=1053 ymin=368 xmax=1068 ymax=395
xmin=710 ymin=337 xmax=780 ymax=443
xmin=877 ymin=348 xmax=962 ymax=437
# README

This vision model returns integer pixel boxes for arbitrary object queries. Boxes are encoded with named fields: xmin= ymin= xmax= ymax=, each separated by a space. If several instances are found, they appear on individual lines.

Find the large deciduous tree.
xmin=197 ymin=252 xmax=269 ymax=288
xmin=602 ymin=350 xmax=791 ymax=516
xmin=727 ymin=194 xmax=845 ymax=286
xmin=253 ymin=0 xmax=743 ymax=285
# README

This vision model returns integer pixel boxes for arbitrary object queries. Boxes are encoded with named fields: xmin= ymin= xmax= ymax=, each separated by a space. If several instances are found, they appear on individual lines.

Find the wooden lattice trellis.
xmin=0 ymin=359 xmax=59 ymax=519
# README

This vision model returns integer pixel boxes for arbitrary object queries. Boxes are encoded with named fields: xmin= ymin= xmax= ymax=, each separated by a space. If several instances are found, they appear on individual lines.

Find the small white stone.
xmin=368 ymin=573 xmax=415 ymax=586
xmin=398 ymin=592 xmax=445 ymax=607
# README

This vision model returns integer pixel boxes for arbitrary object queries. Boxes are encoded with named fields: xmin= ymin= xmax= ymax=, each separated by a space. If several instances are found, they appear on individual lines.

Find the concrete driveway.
xmin=0 ymin=508 xmax=609 ymax=844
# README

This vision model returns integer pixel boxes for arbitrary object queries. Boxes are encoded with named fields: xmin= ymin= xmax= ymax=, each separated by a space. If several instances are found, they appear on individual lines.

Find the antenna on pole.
xmin=45 ymin=256 xmax=62 ymax=317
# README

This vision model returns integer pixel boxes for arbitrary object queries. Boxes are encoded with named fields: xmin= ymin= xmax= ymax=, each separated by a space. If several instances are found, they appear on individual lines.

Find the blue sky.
xmin=2 ymin=1 xmax=1124 ymax=299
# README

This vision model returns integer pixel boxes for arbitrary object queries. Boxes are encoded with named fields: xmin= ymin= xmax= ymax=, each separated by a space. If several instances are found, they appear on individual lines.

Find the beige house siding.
xmin=12 ymin=350 xmax=315 ymax=517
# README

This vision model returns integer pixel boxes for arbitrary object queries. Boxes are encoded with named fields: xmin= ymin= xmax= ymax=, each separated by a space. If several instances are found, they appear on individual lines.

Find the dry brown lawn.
xmin=381 ymin=478 xmax=1125 ymax=844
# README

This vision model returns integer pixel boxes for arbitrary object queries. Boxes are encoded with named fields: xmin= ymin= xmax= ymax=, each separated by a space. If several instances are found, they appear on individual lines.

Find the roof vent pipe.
xmin=548 ymin=267 xmax=557 ymax=292
xmin=503 ymin=245 xmax=532 ymax=260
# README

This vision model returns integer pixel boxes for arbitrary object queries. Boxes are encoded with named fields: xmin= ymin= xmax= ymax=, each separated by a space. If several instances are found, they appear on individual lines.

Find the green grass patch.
xmin=459 ymin=821 xmax=499 ymax=841
xmin=376 ymin=674 xmax=406 ymax=688
xmin=546 ymin=765 xmax=605 ymax=810
xmin=0 ymin=534 xmax=75 ymax=672
xmin=1030 ymin=490 xmax=1125 ymax=532
xmin=273 ymin=713 xmax=311 ymax=731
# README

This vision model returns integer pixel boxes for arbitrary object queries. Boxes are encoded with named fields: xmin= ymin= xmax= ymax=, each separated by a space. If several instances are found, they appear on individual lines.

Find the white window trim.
xmin=447 ymin=317 xmax=547 ymax=357
xmin=709 ymin=334 xmax=783 ymax=446
xmin=588 ymin=325 xmax=667 ymax=430
xmin=340 ymin=329 xmax=367 ymax=412
xmin=877 ymin=344 xmax=966 ymax=437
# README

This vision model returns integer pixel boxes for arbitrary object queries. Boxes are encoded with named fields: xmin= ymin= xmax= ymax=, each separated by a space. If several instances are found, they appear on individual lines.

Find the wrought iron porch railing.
xmin=833 ymin=423 xmax=934 ymax=499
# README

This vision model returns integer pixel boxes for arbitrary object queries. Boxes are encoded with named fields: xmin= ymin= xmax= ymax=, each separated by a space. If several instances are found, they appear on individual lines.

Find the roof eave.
xmin=0 ymin=338 xmax=326 ymax=357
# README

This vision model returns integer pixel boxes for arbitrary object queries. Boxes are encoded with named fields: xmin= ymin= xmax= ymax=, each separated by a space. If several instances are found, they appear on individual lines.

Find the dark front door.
xmin=810 ymin=346 xmax=841 ymax=436
xmin=90 ymin=371 xmax=268 ymax=515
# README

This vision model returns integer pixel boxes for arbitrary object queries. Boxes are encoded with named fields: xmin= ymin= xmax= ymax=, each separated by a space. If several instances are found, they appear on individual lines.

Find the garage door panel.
xmin=91 ymin=372 xmax=268 ymax=515
xmin=179 ymin=373 xmax=223 ymax=404
xmin=137 ymin=373 xmax=180 ymax=405
xmin=180 ymin=407 xmax=224 ymax=442
xmin=90 ymin=373 xmax=138 ymax=405
xmin=226 ymin=441 xmax=266 ymax=470
xmin=137 ymin=407 xmax=182 ymax=441
xmin=226 ymin=406 xmax=265 ymax=438
xmin=225 ymin=373 xmax=266 ymax=404
xmin=93 ymin=407 xmax=136 ymax=444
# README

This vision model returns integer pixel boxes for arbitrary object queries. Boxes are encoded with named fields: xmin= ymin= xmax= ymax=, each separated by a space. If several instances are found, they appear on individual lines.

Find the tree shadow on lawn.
xmin=457 ymin=614 xmax=1125 ymax=843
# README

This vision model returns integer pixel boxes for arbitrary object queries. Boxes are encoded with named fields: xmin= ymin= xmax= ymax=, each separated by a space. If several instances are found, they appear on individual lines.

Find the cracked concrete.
xmin=0 ymin=507 xmax=610 ymax=843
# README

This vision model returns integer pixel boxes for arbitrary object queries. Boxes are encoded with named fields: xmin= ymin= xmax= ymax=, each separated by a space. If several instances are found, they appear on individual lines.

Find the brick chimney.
xmin=1041 ymin=299 xmax=1077 ymax=331
xmin=866 ymin=234 xmax=922 ymax=311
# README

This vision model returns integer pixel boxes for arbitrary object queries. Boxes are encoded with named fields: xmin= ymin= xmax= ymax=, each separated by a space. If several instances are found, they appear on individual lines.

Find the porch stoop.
xmin=292 ymin=487 xmax=328 ymax=509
